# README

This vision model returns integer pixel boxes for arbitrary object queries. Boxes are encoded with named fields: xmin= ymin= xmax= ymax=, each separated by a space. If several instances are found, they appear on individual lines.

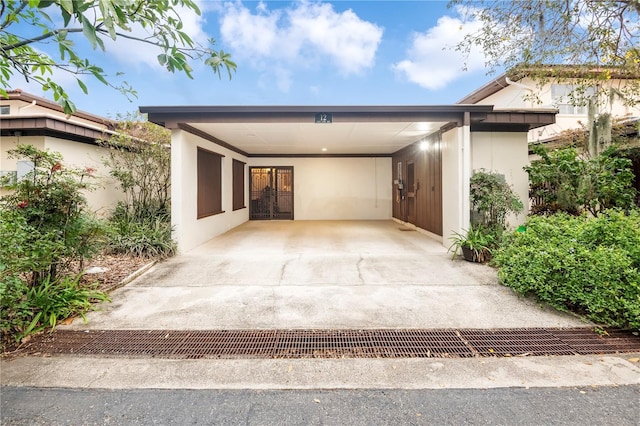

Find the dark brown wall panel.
xmin=392 ymin=134 xmax=443 ymax=236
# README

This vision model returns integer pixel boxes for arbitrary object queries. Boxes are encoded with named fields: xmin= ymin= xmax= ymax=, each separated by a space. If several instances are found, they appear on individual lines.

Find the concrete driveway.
xmin=67 ymin=220 xmax=585 ymax=330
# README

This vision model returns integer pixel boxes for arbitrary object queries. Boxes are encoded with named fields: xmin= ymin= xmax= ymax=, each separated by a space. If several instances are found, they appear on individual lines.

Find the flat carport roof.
xmin=140 ymin=105 xmax=557 ymax=156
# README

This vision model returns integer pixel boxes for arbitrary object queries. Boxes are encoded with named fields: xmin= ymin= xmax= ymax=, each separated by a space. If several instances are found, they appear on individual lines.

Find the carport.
xmin=140 ymin=104 xmax=556 ymax=252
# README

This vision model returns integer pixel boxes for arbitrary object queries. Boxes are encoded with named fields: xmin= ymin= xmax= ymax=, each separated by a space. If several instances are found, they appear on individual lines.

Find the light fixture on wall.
xmin=419 ymin=141 xmax=428 ymax=151
xmin=321 ymin=147 xmax=327 ymax=152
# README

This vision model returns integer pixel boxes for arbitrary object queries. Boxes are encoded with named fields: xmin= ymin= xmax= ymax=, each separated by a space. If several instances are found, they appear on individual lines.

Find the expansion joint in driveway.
xmin=20 ymin=327 xmax=640 ymax=359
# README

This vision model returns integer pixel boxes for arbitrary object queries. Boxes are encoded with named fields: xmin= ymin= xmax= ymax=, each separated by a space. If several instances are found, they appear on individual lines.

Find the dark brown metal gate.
xmin=250 ymin=167 xmax=293 ymax=220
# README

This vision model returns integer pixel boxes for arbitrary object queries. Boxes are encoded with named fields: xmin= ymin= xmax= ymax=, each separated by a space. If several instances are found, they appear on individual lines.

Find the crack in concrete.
xmin=279 ymin=255 xmax=300 ymax=284
xmin=356 ymin=256 xmax=365 ymax=285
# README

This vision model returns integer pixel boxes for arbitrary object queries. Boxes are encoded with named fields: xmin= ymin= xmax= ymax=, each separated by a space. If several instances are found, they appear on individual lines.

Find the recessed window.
xmin=232 ymin=159 xmax=246 ymax=211
xmin=551 ymin=84 xmax=595 ymax=115
xmin=0 ymin=105 xmax=9 ymax=115
xmin=197 ymin=147 xmax=224 ymax=219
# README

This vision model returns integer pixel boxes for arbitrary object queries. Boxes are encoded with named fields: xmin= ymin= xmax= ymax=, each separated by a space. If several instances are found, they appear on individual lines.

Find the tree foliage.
xmin=451 ymin=0 xmax=640 ymax=106
xmin=101 ymin=112 xmax=171 ymax=220
xmin=526 ymin=146 xmax=637 ymax=216
xmin=0 ymin=0 xmax=236 ymax=113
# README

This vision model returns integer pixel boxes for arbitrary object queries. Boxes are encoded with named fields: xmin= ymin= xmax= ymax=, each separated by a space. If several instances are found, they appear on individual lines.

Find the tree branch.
xmin=0 ymin=0 xmax=28 ymax=30
xmin=0 ymin=2 xmax=6 ymax=26
xmin=2 ymin=28 xmax=83 ymax=51
xmin=94 ymin=27 xmax=207 ymax=57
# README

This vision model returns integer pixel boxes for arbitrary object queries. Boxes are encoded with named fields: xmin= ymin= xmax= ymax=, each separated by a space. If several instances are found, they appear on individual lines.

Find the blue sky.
xmin=11 ymin=1 xmax=498 ymax=118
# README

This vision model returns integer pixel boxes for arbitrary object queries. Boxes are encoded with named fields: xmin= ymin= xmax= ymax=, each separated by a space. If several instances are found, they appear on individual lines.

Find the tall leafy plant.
xmin=470 ymin=170 xmax=523 ymax=231
xmin=101 ymin=114 xmax=171 ymax=221
xmin=101 ymin=114 xmax=176 ymax=259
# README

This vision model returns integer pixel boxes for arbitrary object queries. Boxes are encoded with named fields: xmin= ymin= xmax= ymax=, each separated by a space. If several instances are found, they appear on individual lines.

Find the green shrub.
xmin=0 ymin=208 xmax=66 ymax=282
xmin=0 ymin=145 xmax=106 ymax=285
xmin=526 ymin=147 xmax=583 ymax=215
xmin=1 ymin=274 xmax=109 ymax=348
xmin=106 ymin=204 xmax=176 ymax=258
xmin=526 ymin=146 xmax=636 ymax=216
xmin=493 ymin=210 xmax=640 ymax=330
xmin=0 ymin=145 xmax=110 ymax=348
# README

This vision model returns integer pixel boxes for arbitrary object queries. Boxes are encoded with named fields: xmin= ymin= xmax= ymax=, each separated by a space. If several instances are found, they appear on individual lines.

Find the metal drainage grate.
xmin=22 ymin=328 xmax=640 ymax=359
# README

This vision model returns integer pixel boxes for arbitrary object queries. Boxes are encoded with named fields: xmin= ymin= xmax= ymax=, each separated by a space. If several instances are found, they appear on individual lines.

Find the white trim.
xmin=461 ymin=121 xmax=471 ymax=230
xmin=171 ymin=129 xmax=185 ymax=251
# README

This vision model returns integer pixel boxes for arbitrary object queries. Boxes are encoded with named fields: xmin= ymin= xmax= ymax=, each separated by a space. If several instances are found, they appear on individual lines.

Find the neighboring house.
xmin=140 ymin=104 xmax=556 ymax=252
xmin=457 ymin=68 xmax=640 ymax=144
xmin=0 ymin=89 xmax=124 ymax=215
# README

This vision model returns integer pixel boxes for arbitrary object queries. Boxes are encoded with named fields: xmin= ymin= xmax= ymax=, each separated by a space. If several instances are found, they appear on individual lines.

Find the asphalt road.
xmin=2 ymin=385 xmax=638 ymax=425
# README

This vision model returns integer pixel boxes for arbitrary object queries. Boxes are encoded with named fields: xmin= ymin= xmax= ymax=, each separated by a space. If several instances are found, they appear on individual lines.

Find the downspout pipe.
xmin=18 ymin=100 xmax=37 ymax=112
xmin=505 ymin=76 xmax=535 ymax=107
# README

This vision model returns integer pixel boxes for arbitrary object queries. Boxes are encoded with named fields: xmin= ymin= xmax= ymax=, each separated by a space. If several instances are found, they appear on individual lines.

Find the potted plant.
xmin=448 ymin=225 xmax=495 ymax=263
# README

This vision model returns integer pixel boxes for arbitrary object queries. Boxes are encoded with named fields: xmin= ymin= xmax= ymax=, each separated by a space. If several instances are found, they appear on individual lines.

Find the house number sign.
xmin=315 ymin=112 xmax=332 ymax=123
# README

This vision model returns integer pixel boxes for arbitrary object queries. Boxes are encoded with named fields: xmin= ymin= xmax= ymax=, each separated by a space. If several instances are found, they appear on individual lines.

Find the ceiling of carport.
xmin=140 ymin=105 xmax=556 ymax=156
xmin=185 ymin=121 xmax=448 ymax=155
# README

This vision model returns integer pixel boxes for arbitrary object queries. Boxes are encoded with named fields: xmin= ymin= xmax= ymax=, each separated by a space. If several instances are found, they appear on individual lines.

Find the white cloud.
xmin=219 ymin=2 xmax=281 ymax=60
xmin=287 ymin=2 xmax=382 ymax=74
xmin=219 ymin=1 xmax=383 ymax=78
xmin=393 ymin=8 xmax=486 ymax=90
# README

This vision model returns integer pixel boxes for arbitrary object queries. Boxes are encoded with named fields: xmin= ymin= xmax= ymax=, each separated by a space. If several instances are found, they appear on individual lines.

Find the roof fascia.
xmin=140 ymin=105 xmax=496 ymax=128
xmin=456 ymin=73 xmax=509 ymax=104
xmin=5 ymin=90 xmax=111 ymax=126
xmin=0 ymin=115 xmax=117 ymax=145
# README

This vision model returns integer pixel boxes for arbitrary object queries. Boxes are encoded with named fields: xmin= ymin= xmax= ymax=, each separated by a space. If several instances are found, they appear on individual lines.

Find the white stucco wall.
xmin=45 ymin=138 xmax=124 ymax=216
xmin=171 ymin=129 xmax=250 ymax=253
xmin=471 ymin=132 xmax=529 ymax=228
xmin=248 ymin=157 xmax=392 ymax=221
xmin=1 ymin=136 xmax=122 ymax=216
xmin=0 ymin=136 xmax=44 ymax=198
xmin=441 ymin=127 xmax=463 ymax=246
